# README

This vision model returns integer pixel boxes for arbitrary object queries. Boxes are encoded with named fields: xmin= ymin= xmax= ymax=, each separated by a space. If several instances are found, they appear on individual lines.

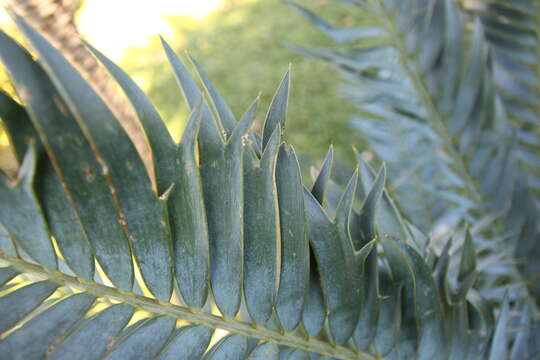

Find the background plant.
xmin=288 ymin=0 xmax=540 ymax=355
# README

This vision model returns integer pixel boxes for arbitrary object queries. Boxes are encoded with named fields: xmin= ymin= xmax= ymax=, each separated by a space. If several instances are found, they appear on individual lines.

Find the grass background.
xmin=1 ymin=0 xmax=372 ymax=179
xmin=121 ymin=0 xmax=371 ymax=172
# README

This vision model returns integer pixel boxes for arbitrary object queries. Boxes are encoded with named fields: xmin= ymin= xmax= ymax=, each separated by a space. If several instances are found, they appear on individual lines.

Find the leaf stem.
xmin=369 ymin=0 xmax=485 ymax=210
xmin=0 ymin=253 xmax=376 ymax=360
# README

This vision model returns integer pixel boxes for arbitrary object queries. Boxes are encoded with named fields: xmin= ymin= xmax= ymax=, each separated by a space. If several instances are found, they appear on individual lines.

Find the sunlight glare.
xmin=78 ymin=0 xmax=222 ymax=61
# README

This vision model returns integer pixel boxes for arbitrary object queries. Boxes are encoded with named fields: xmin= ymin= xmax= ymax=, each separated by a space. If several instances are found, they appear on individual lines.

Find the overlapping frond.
xmin=287 ymin=0 xmax=540 ymax=304
xmin=462 ymin=0 xmax=540 ymax=302
xmin=463 ymin=0 xmax=540 ymax=184
xmin=0 ymin=12 xmax=530 ymax=359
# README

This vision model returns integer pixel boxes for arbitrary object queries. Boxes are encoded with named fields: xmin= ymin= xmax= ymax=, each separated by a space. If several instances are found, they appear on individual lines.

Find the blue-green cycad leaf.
xmin=169 ymin=101 xmax=211 ymax=309
xmin=350 ymin=165 xmax=385 ymax=349
xmin=383 ymin=239 xmax=446 ymax=359
xmin=286 ymin=349 xmax=311 ymax=360
xmin=510 ymin=301 xmax=540 ymax=360
xmin=354 ymin=163 xmax=385 ymax=248
xmin=288 ymin=0 xmax=540 ymax=326
xmin=262 ymin=69 xmax=290 ymax=150
xmin=489 ymin=294 xmax=510 ymax=360
xmin=0 ymin=32 xmax=132 ymax=289
xmin=466 ymin=289 xmax=496 ymax=357
xmin=243 ymin=125 xmax=281 ymax=324
xmin=402 ymin=245 xmax=445 ymax=360
xmin=0 ymin=224 xmax=17 ymax=259
xmin=14 ymin=18 xmax=173 ymax=301
xmin=203 ymin=334 xmax=248 ymax=360
xmin=455 ymin=229 xmax=477 ymax=301
xmin=247 ymin=342 xmax=280 ymax=359
xmin=301 ymin=250 xmax=326 ymax=339
xmin=463 ymin=0 xmax=540 ymax=306
xmin=103 ymin=316 xmax=176 ymax=359
xmin=158 ymin=325 xmax=214 ymax=360
xmin=464 ymin=0 xmax=540 ymax=194
xmin=189 ymin=54 xmax=237 ymax=134
xmin=275 ymin=144 xmax=309 ymax=332
xmin=311 ymin=145 xmax=334 ymax=205
xmin=0 ymin=291 xmax=96 ymax=358
xmin=0 ymin=266 xmax=17 ymax=286
xmin=49 ymin=304 xmax=134 ymax=360
xmin=372 ymin=275 xmax=402 ymax=357
xmin=86 ymin=43 xmax=176 ymax=194
xmin=449 ymin=18 xmax=488 ymax=135
xmin=161 ymin=42 xmax=257 ymax=317
xmin=305 ymin=151 xmax=342 ymax=340
xmin=356 ymin=157 xmax=410 ymax=243
xmin=0 ymin=144 xmax=56 ymax=270
xmin=303 ymin=170 xmax=361 ymax=344
xmin=446 ymin=302 xmax=472 ymax=360
xmin=0 ymin=280 xmax=58 ymax=333
xmin=91 ymin=42 xmax=212 ymax=309
xmin=0 ymin=91 xmax=94 ymax=280
xmin=160 ymin=37 xmax=223 ymax=145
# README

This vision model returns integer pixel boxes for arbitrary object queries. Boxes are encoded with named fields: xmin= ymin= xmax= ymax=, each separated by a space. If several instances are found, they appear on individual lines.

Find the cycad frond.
xmin=0 ymin=13 xmax=523 ymax=360
xmin=287 ymin=0 xmax=540 ymax=304
xmin=462 ymin=0 xmax=540 ymax=302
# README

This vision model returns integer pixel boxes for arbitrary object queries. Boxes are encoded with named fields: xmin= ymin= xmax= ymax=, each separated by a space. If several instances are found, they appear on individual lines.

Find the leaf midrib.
xmin=0 ymin=253 xmax=376 ymax=360
xmin=368 ymin=0 xmax=485 ymax=209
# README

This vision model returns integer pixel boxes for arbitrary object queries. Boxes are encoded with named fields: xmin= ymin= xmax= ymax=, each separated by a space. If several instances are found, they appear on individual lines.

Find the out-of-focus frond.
xmin=288 ymin=0 xmax=540 ymax=352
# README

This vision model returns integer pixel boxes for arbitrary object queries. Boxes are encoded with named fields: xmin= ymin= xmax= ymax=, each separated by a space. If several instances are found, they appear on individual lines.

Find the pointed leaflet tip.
xmin=260 ymin=124 xmax=281 ymax=168
xmin=188 ymin=54 xmax=237 ymax=134
xmin=335 ymin=167 xmax=359 ymax=232
xmin=303 ymin=184 xmax=361 ymax=343
xmin=356 ymin=153 xmax=411 ymax=243
xmin=85 ymin=39 xmax=174 ymax=148
xmin=284 ymin=1 xmax=339 ymax=37
xmin=160 ymin=36 xmax=223 ymax=146
xmin=510 ymin=301 xmax=533 ymax=359
xmin=434 ymin=237 xmax=452 ymax=295
xmin=311 ymin=145 xmax=334 ymax=204
xmin=357 ymin=164 xmax=386 ymax=246
xmin=228 ymin=96 xmax=259 ymax=146
xmin=489 ymin=293 xmax=510 ymax=360
xmin=456 ymin=227 xmax=477 ymax=299
xmin=160 ymin=36 xmax=200 ymax=111
xmin=355 ymin=149 xmax=377 ymax=190
xmin=86 ymin=39 xmax=176 ymax=194
xmin=355 ymin=238 xmax=376 ymax=266
xmin=285 ymin=1 xmax=383 ymax=43
xmin=401 ymin=244 xmax=445 ymax=358
xmin=262 ymin=69 xmax=290 ymax=150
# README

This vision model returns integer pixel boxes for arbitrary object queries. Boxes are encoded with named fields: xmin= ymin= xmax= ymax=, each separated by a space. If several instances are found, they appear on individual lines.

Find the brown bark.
xmin=6 ymin=0 xmax=156 ymax=190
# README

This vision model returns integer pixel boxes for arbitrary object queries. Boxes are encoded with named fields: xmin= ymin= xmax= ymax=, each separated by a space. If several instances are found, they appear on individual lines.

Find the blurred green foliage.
xmin=122 ymin=0 xmax=371 ymax=171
